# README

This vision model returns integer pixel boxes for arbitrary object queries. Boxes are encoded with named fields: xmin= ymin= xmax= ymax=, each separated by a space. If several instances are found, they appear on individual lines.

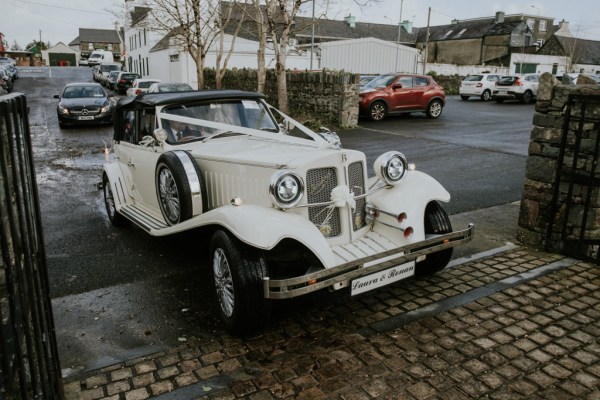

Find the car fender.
xmin=367 ymin=170 xmax=450 ymax=237
xmin=157 ymin=204 xmax=338 ymax=268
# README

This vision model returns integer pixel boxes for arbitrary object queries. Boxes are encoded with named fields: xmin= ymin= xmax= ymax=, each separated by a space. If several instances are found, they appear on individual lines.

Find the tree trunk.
xmin=276 ymin=51 xmax=288 ymax=113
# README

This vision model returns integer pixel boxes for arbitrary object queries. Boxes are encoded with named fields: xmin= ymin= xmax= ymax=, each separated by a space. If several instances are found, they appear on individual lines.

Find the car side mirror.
xmin=108 ymin=93 xmax=114 ymax=98
xmin=53 ymin=94 xmax=60 ymax=99
xmin=393 ymin=84 xmax=403 ymax=90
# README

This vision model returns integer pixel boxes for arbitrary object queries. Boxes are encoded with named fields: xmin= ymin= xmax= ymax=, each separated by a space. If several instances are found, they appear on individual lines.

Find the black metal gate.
xmin=0 ymin=93 xmax=62 ymax=399
xmin=547 ymin=93 xmax=600 ymax=262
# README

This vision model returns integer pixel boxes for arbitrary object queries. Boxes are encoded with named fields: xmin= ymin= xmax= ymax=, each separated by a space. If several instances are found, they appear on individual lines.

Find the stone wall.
xmin=203 ymin=68 xmax=359 ymax=128
xmin=517 ymin=72 xmax=600 ymax=259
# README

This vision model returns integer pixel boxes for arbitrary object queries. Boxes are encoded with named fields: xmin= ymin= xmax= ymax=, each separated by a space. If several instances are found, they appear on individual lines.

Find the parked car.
xmin=0 ymin=68 xmax=13 ymax=92
xmin=126 ymin=78 xmax=162 ymax=96
xmin=87 ymin=49 xmax=114 ymax=66
xmin=0 ymin=57 xmax=16 ymax=65
xmin=91 ymin=65 xmax=101 ymax=82
xmin=101 ymin=90 xmax=473 ymax=334
xmin=147 ymin=82 xmax=194 ymax=93
xmin=106 ymin=71 xmax=121 ymax=91
xmin=492 ymin=74 xmax=540 ymax=104
xmin=79 ymin=58 xmax=89 ymax=66
xmin=459 ymin=73 xmax=501 ymax=101
xmin=115 ymin=72 xmax=141 ymax=94
xmin=359 ymin=73 xmax=445 ymax=121
xmin=54 ymin=82 xmax=114 ymax=127
xmin=98 ymin=63 xmax=122 ymax=87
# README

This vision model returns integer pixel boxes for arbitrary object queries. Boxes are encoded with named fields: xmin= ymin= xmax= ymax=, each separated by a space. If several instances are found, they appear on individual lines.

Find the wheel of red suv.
xmin=368 ymin=101 xmax=387 ymax=121
xmin=481 ymin=90 xmax=492 ymax=101
xmin=521 ymin=90 xmax=533 ymax=104
xmin=155 ymin=151 xmax=205 ymax=226
xmin=210 ymin=229 xmax=271 ymax=335
xmin=426 ymin=99 xmax=443 ymax=118
xmin=415 ymin=201 xmax=453 ymax=277
xmin=103 ymin=173 xmax=128 ymax=227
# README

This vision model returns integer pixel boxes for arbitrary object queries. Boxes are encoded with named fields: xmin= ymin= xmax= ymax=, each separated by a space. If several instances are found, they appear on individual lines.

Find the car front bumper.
xmin=58 ymin=111 xmax=113 ymax=125
xmin=263 ymin=223 xmax=474 ymax=299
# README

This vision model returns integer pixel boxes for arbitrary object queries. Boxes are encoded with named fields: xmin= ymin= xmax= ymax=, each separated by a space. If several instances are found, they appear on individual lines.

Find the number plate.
xmin=351 ymin=261 xmax=415 ymax=296
xmin=78 ymin=116 xmax=94 ymax=120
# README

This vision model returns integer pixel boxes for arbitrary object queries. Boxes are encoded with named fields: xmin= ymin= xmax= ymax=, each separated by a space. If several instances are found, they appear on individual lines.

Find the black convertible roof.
xmin=116 ymin=89 xmax=266 ymax=109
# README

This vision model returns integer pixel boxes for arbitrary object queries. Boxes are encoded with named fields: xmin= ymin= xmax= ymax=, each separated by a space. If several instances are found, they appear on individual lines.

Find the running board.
xmin=119 ymin=205 xmax=168 ymax=232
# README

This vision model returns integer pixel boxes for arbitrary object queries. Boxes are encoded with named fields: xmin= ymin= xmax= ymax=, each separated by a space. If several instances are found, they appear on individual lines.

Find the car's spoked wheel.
xmin=481 ymin=90 xmax=491 ymax=101
xmin=368 ymin=101 xmax=387 ymax=121
xmin=102 ymin=173 xmax=127 ymax=226
xmin=157 ymin=167 xmax=181 ymax=224
xmin=415 ymin=201 xmax=453 ymax=277
xmin=426 ymin=99 xmax=443 ymax=118
xmin=210 ymin=230 xmax=271 ymax=335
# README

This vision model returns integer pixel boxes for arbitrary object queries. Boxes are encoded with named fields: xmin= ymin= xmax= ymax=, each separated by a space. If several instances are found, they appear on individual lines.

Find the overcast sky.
xmin=3 ymin=0 xmax=600 ymax=50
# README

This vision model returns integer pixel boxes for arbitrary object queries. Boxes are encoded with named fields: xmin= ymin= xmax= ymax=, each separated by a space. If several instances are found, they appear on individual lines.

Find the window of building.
xmin=146 ymin=58 xmax=149 ymax=75
xmin=88 ymin=43 xmax=93 ymax=50
xmin=539 ymin=20 xmax=547 ymax=32
xmin=144 ymin=29 xmax=147 ymax=46
xmin=527 ymin=18 xmax=535 ymax=30
xmin=108 ymin=44 xmax=113 ymax=51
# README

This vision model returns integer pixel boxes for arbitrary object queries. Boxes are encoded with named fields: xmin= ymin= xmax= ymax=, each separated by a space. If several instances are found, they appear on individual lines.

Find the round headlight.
xmin=374 ymin=151 xmax=408 ymax=185
xmin=270 ymin=171 xmax=304 ymax=208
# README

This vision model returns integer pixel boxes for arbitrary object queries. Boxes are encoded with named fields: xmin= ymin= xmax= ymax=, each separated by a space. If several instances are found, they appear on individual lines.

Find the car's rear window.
xmin=139 ymin=81 xmax=158 ymax=89
xmin=121 ymin=74 xmax=138 ymax=80
xmin=464 ymin=75 xmax=483 ymax=81
xmin=499 ymin=76 xmax=518 ymax=84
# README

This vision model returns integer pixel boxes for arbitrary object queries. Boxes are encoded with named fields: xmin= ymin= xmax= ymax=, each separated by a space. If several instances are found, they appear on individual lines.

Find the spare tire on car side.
xmin=155 ymin=151 xmax=206 ymax=226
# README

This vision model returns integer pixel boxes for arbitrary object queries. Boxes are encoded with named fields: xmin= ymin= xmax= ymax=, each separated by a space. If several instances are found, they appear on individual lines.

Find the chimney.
xmin=555 ymin=20 xmax=573 ymax=37
xmin=451 ymin=19 xmax=459 ymax=25
xmin=401 ymin=20 xmax=413 ymax=32
xmin=344 ymin=15 xmax=356 ymax=28
xmin=494 ymin=11 xmax=505 ymax=24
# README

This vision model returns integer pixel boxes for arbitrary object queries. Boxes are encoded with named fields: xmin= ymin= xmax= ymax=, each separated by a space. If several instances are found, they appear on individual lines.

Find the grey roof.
xmin=555 ymin=36 xmax=600 ymax=65
xmin=77 ymin=28 xmax=121 ymax=44
xmin=293 ymin=17 xmax=415 ymax=44
xmin=68 ymin=36 xmax=80 ymax=46
xmin=131 ymin=6 xmax=152 ymax=26
xmin=415 ymin=19 xmax=526 ymax=42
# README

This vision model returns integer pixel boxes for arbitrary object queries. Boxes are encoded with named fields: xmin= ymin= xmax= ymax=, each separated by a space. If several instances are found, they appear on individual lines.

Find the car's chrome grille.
xmin=348 ymin=161 xmax=366 ymax=231
xmin=69 ymin=107 xmax=101 ymax=116
xmin=306 ymin=167 xmax=341 ymax=237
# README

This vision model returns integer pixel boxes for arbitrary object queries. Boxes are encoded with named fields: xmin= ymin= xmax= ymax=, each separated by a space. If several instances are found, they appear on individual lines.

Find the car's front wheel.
xmin=481 ymin=90 xmax=492 ymax=101
xmin=368 ymin=101 xmax=387 ymax=121
xmin=210 ymin=230 xmax=271 ymax=335
xmin=102 ymin=173 xmax=128 ymax=227
xmin=426 ymin=99 xmax=443 ymax=118
xmin=415 ymin=201 xmax=453 ymax=277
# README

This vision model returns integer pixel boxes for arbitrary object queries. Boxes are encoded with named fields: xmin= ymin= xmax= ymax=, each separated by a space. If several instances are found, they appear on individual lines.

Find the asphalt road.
xmin=12 ymin=67 xmax=534 ymax=375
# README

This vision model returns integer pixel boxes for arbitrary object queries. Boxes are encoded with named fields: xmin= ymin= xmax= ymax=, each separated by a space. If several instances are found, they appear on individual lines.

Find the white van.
xmin=88 ymin=50 xmax=114 ymax=66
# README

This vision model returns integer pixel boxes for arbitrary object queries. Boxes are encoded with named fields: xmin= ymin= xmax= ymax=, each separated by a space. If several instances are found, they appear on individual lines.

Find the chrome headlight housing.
xmin=374 ymin=151 xmax=408 ymax=185
xmin=269 ymin=171 xmax=304 ymax=208
xmin=100 ymin=104 xmax=111 ymax=113
xmin=57 ymin=105 xmax=70 ymax=115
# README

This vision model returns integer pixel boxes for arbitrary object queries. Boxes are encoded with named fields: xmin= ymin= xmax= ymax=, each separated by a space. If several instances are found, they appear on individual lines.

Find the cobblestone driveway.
xmin=64 ymin=248 xmax=600 ymax=399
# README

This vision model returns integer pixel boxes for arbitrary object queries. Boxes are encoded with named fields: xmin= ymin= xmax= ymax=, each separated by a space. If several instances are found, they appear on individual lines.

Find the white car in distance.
xmin=126 ymin=78 xmax=162 ymax=96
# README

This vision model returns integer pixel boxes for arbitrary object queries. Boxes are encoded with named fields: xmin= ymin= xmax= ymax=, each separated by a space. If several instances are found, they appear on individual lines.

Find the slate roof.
xmin=555 ymin=36 xmax=600 ymax=65
xmin=71 ymin=28 xmax=120 ymax=44
xmin=293 ymin=17 xmax=415 ymax=44
xmin=415 ymin=18 xmax=526 ymax=42
xmin=131 ymin=6 xmax=152 ymax=26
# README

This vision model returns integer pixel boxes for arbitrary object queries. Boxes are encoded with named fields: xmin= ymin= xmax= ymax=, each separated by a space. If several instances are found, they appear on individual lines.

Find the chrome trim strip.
xmin=173 ymin=150 xmax=201 ymax=196
xmin=263 ymin=224 xmax=474 ymax=299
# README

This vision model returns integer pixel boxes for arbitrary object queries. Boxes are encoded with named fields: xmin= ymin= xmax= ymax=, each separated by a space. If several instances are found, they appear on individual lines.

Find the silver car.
xmin=459 ymin=73 xmax=501 ymax=101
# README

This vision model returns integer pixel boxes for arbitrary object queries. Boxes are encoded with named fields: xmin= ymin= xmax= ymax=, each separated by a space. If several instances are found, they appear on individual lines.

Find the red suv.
xmin=359 ymin=74 xmax=445 ymax=121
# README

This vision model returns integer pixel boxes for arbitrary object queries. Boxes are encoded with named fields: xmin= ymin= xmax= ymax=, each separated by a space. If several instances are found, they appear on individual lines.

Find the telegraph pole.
xmin=395 ymin=0 xmax=403 ymax=72
xmin=423 ymin=7 xmax=430 ymax=74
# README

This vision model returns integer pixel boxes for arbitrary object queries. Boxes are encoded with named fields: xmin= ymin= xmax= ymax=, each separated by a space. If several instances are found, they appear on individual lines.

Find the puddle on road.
xmin=51 ymin=152 xmax=115 ymax=171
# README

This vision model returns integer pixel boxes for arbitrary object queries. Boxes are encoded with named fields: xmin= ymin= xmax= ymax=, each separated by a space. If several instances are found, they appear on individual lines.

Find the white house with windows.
xmin=123 ymin=2 xmax=312 ymax=89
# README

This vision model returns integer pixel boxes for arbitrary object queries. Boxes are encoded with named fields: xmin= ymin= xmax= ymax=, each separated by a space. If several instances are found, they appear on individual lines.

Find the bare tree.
xmin=214 ymin=2 xmax=247 ymax=89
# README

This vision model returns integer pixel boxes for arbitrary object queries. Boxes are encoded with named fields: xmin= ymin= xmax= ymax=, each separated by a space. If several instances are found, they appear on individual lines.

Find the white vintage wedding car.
xmin=102 ymin=90 xmax=473 ymax=334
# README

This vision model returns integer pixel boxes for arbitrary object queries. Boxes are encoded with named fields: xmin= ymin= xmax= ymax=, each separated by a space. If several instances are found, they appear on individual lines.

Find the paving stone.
xmin=135 ymin=361 xmax=157 ymax=375
xmin=526 ymin=371 xmax=556 ymax=388
xmin=150 ymin=381 xmax=174 ymax=396
xmin=509 ymin=379 xmax=538 ymax=395
xmin=132 ymin=372 xmax=155 ymax=388
xmin=84 ymin=375 xmax=108 ymax=389
xmin=111 ymin=367 xmax=133 ymax=382
xmin=124 ymin=388 xmax=149 ymax=400
xmin=106 ymin=381 xmax=131 ymax=396
xmin=406 ymin=381 xmax=436 ymax=400
xmin=572 ymin=371 xmax=600 ymax=388
xmin=157 ymin=365 xmax=179 ymax=380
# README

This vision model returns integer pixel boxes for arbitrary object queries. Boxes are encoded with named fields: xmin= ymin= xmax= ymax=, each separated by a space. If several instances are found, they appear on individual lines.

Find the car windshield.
xmin=156 ymin=84 xmax=193 ymax=92
xmin=139 ymin=81 xmax=158 ymax=89
xmin=160 ymin=99 xmax=279 ymax=145
xmin=364 ymin=74 xmax=397 ymax=89
xmin=63 ymin=86 xmax=106 ymax=98
xmin=464 ymin=75 xmax=483 ymax=81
